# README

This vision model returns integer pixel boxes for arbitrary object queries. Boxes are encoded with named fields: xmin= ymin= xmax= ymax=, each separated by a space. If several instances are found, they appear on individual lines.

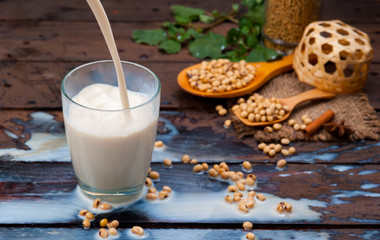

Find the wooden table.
xmin=0 ymin=0 xmax=379 ymax=239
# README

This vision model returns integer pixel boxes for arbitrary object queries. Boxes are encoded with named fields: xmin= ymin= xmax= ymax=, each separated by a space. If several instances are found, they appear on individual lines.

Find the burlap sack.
xmin=232 ymin=73 xmax=380 ymax=142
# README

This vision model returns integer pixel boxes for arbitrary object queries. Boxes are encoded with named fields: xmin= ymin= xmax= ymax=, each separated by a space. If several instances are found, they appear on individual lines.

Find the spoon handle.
xmin=284 ymin=88 xmax=335 ymax=108
xmin=264 ymin=54 xmax=294 ymax=77
xmin=252 ymin=54 xmax=294 ymax=83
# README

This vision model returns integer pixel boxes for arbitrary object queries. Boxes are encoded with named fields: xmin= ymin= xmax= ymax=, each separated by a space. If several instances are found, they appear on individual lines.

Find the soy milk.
xmin=61 ymin=0 xmax=160 ymax=201
xmin=64 ymin=83 xmax=158 ymax=192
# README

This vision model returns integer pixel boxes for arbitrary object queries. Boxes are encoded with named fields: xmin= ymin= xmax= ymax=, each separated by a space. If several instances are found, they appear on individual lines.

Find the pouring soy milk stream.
xmin=61 ymin=0 xmax=160 ymax=203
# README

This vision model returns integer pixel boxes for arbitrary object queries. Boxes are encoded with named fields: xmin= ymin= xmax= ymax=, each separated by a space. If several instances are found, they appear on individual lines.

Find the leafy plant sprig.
xmin=132 ymin=0 xmax=280 ymax=62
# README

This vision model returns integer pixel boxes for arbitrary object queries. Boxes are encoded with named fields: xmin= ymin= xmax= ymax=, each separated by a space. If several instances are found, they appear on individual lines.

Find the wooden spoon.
xmin=177 ymin=54 xmax=294 ymax=98
xmin=233 ymin=88 xmax=336 ymax=127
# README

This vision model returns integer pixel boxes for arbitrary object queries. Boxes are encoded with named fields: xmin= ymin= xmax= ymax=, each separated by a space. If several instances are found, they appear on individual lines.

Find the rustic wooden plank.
xmin=0 ymin=21 xmax=210 ymax=63
xmin=0 ymin=61 xmax=379 ymax=109
xmin=364 ymin=64 xmax=380 ymax=110
xmin=0 ymin=61 xmax=221 ymax=109
xmin=0 ymin=21 xmax=379 ymax=63
xmin=320 ymin=0 xmax=380 ymax=23
xmin=0 ymin=0 xmax=378 ymax=24
xmin=0 ymin=0 xmax=239 ymax=22
xmin=1 ymin=110 xmax=379 ymax=164
xmin=0 ymin=162 xmax=380 ymax=225
xmin=0 ymin=227 xmax=379 ymax=240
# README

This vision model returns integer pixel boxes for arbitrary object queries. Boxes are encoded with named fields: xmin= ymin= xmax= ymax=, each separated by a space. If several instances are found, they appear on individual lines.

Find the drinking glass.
xmin=61 ymin=60 xmax=160 ymax=203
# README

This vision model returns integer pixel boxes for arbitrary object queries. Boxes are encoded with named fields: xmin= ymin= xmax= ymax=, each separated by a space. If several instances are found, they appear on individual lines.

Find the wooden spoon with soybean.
xmin=233 ymin=88 xmax=336 ymax=127
xmin=177 ymin=54 xmax=294 ymax=98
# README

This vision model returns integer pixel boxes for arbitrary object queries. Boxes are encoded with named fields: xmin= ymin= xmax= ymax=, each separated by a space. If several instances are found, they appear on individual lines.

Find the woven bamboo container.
xmin=293 ymin=20 xmax=373 ymax=93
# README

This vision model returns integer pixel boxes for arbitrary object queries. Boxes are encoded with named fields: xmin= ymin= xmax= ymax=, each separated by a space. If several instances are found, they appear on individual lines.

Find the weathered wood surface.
xmin=1 ymin=228 xmax=379 ymax=240
xmin=0 ymin=62 xmax=380 ymax=110
xmin=1 ymin=110 xmax=380 ymax=164
xmin=0 ymin=21 xmax=379 ymax=63
xmin=1 ymin=162 xmax=380 ymax=225
xmin=0 ymin=0 xmax=379 ymax=238
xmin=0 ymin=0 xmax=378 ymax=24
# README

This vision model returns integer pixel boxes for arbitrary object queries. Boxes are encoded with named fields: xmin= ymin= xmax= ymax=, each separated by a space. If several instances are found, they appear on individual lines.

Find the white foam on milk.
xmin=69 ymin=83 xmax=152 ymax=136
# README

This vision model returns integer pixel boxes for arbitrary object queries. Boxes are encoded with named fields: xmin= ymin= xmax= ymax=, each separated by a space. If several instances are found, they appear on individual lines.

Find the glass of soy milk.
xmin=61 ymin=60 xmax=160 ymax=203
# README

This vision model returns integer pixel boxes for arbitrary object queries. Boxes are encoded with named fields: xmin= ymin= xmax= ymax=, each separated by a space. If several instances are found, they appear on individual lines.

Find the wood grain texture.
xmin=0 ymin=0 xmax=378 ymax=24
xmin=0 ymin=21 xmax=378 ymax=63
xmin=0 ymin=0 xmax=378 ymax=237
xmin=0 ymin=62 xmax=379 ymax=109
xmin=0 ymin=0 xmax=239 ymax=22
xmin=1 ymin=110 xmax=379 ymax=164
xmin=0 ymin=162 xmax=380 ymax=225
xmin=0 ymin=228 xmax=379 ymax=240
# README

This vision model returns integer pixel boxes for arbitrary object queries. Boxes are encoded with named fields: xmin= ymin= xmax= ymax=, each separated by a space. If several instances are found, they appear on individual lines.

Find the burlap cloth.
xmin=231 ymin=72 xmax=380 ymax=142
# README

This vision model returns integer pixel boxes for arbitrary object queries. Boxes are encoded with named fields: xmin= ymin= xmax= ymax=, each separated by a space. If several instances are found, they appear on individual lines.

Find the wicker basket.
xmin=293 ymin=20 xmax=373 ymax=93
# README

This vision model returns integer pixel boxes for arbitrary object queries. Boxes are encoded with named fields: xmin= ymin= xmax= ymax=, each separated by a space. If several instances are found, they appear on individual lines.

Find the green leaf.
xmin=241 ymin=26 xmax=250 ymax=35
xmin=253 ymin=25 xmax=261 ymax=36
xmin=244 ymin=4 xmax=265 ymax=25
xmin=187 ymin=28 xmax=204 ymax=39
xmin=189 ymin=32 xmax=226 ymax=59
xmin=241 ymin=0 xmax=263 ymax=10
xmin=132 ymin=29 xmax=167 ymax=46
xmin=170 ymin=5 xmax=205 ymax=21
xmin=246 ymin=45 xmax=281 ymax=62
xmin=239 ymin=17 xmax=253 ymax=30
xmin=212 ymin=10 xmax=220 ymax=17
xmin=245 ymin=34 xmax=258 ymax=48
xmin=177 ymin=29 xmax=191 ymax=43
xmin=227 ymin=28 xmax=241 ymax=45
xmin=241 ymin=0 xmax=256 ymax=9
xmin=174 ymin=15 xmax=190 ymax=25
xmin=168 ymin=24 xmax=180 ymax=38
xmin=232 ymin=3 xmax=240 ymax=12
xmin=199 ymin=14 xmax=215 ymax=24
xmin=226 ymin=44 xmax=247 ymax=62
xmin=159 ymin=39 xmax=182 ymax=54
xmin=162 ymin=22 xmax=171 ymax=28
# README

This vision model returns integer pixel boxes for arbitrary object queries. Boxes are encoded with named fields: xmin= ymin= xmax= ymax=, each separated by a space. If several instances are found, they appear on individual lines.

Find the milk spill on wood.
xmin=361 ymin=183 xmax=380 ymax=189
xmin=0 ymin=111 xmax=232 ymax=162
xmin=0 ymin=227 xmax=343 ymax=239
xmin=1 ymin=111 xmax=379 ymax=164
xmin=358 ymin=169 xmax=378 ymax=175
xmin=0 ymin=173 xmax=379 ymax=224
xmin=329 ymin=216 xmax=380 ymax=224
xmin=0 ymin=112 xmax=70 ymax=162
xmin=329 ymin=190 xmax=380 ymax=205
xmin=286 ymin=145 xmax=340 ymax=163
xmin=0 ymin=112 xmax=178 ymax=162
xmin=0 ymin=182 xmax=326 ymax=224
xmin=1 ymin=113 xmax=379 ymax=224
xmin=331 ymin=165 xmax=357 ymax=172
xmin=287 ymin=142 xmax=380 ymax=163
xmin=278 ymin=171 xmax=314 ymax=177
